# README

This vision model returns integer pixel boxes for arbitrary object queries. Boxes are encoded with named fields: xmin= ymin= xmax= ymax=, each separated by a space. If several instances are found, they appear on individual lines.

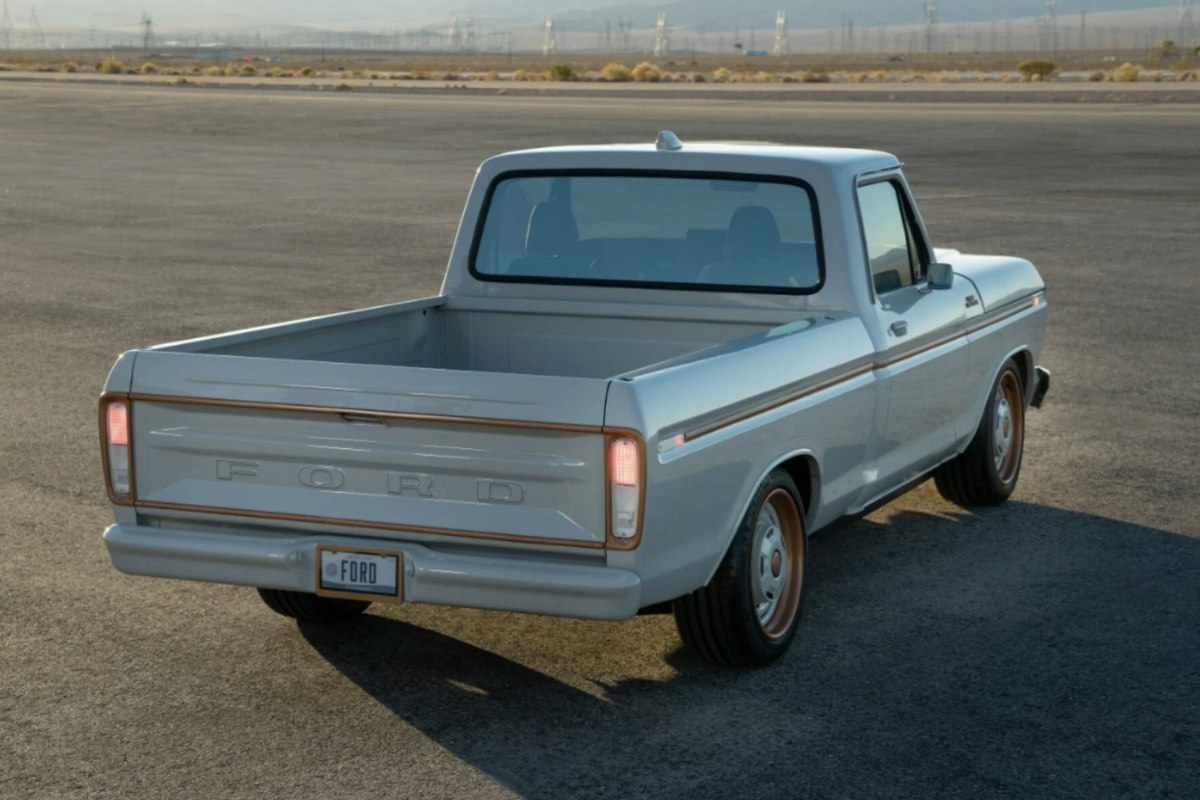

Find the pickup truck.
xmin=100 ymin=132 xmax=1049 ymax=667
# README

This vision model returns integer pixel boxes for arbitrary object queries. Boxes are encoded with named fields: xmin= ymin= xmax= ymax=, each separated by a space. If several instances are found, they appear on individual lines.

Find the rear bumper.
xmin=103 ymin=524 xmax=641 ymax=621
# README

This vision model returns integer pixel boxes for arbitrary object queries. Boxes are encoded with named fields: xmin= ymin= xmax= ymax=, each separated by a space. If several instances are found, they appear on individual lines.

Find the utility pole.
xmin=1182 ymin=0 xmax=1195 ymax=47
xmin=773 ymin=9 xmax=788 ymax=58
xmin=140 ymin=11 xmax=153 ymax=54
xmin=0 ymin=2 xmax=13 ymax=50
xmin=1080 ymin=11 xmax=1087 ymax=51
xmin=654 ymin=12 xmax=668 ymax=57
xmin=924 ymin=3 xmax=938 ymax=54
xmin=543 ymin=15 xmax=557 ymax=57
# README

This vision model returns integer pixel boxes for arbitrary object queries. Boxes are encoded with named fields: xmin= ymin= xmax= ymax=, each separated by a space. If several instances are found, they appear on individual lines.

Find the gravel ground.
xmin=1 ymin=83 xmax=1198 ymax=800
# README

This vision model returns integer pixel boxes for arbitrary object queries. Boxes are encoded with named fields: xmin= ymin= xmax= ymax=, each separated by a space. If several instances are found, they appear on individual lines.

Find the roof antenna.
xmin=656 ymin=131 xmax=683 ymax=151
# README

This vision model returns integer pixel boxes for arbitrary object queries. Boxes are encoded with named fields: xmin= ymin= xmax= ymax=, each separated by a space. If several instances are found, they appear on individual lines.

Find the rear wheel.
xmin=673 ymin=470 xmax=808 ymax=668
xmin=934 ymin=359 xmax=1026 ymax=507
xmin=257 ymin=588 xmax=371 ymax=624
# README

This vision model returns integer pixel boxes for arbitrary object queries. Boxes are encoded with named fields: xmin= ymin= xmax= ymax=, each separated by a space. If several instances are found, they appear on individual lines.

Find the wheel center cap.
xmin=771 ymin=551 xmax=782 ymax=578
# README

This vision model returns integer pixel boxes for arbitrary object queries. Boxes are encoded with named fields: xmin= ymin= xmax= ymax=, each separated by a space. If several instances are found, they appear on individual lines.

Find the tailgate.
xmin=125 ymin=352 xmax=611 ymax=549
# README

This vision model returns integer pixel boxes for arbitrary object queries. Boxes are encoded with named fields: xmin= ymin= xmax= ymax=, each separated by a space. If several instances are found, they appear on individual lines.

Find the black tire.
xmin=673 ymin=470 xmax=808 ymax=668
xmin=256 ymin=588 xmax=371 ymax=624
xmin=934 ymin=358 xmax=1026 ymax=507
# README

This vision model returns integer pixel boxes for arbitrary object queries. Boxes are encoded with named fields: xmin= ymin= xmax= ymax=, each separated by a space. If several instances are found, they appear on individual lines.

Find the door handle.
xmin=890 ymin=321 xmax=909 ymax=337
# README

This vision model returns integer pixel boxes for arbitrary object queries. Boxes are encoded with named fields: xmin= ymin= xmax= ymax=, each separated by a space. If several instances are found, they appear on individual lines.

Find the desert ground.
xmin=1 ymin=83 xmax=1198 ymax=799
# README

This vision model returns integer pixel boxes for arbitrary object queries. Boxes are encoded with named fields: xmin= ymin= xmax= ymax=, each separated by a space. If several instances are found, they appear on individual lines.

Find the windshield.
xmin=470 ymin=172 xmax=823 ymax=294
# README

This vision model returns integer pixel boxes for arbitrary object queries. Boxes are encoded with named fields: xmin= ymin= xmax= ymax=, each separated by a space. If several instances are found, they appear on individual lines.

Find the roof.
xmin=484 ymin=137 xmax=900 ymax=179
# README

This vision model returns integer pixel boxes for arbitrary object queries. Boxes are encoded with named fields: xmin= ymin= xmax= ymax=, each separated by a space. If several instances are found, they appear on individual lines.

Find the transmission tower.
xmin=543 ymin=15 xmax=557 ymax=56
xmin=448 ymin=14 xmax=462 ymax=52
xmin=654 ymin=12 xmax=668 ymax=57
xmin=619 ymin=16 xmax=633 ymax=52
xmin=463 ymin=16 xmax=477 ymax=53
xmin=774 ymin=9 xmax=788 ymax=57
xmin=1043 ymin=0 xmax=1059 ymax=55
xmin=924 ymin=3 xmax=938 ymax=53
xmin=27 ymin=4 xmax=44 ymax=49
xmin=140 ymin=11 xmax=154 ymax=53
xmin=1182 ymin=0 xmax=1195 ymax=46
xmin=0 ymin=2 xmax=13 ymax=50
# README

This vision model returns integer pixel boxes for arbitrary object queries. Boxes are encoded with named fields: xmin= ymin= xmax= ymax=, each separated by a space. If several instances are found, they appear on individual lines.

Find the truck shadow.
xmin=299 ymin=499 xmax=1200 ymax=799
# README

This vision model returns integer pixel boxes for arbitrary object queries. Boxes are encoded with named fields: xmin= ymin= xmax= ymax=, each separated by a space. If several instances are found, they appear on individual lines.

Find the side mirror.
xmin=928 ymin=262 xmax=955 ymax=290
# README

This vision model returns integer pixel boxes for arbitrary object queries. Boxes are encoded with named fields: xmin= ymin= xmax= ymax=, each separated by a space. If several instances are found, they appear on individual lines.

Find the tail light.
xmin=101 ymin=397 xmax=132 ymax=502
xmin=607 ymin=435 xmax=643 ymax=547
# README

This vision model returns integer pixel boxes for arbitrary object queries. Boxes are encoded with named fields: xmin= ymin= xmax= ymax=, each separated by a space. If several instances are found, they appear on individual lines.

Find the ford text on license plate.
xmin=316 ymin=547 xmax=402 ymax=603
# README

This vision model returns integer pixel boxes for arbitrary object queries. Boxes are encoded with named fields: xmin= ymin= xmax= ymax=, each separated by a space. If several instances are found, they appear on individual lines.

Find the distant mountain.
xmin=34 ymin=0 xmax=1180 ymax=30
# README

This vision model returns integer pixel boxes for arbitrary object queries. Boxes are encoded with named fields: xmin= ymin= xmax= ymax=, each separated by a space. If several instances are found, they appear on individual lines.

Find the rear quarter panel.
xmin=605 ymin=316 xmax=880 ymax=606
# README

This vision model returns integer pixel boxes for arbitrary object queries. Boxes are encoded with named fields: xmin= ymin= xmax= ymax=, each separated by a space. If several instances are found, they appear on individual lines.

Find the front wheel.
xmin=673 ymin=470 xmax=808 ymax=668
xmin=934 ymin=358 xmax=1026 ymax=507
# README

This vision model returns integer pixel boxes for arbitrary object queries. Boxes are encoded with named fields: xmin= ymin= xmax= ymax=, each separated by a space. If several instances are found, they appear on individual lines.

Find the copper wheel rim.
xmin=751 ymin=488 xmax=805 ymax=640
xmin=993 ymin=370 xmax=1025 ymax=485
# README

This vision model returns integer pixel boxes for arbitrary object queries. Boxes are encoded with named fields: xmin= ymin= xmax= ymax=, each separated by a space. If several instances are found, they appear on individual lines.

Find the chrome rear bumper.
xmin=103 ymin=524 xmax=641 ymax=621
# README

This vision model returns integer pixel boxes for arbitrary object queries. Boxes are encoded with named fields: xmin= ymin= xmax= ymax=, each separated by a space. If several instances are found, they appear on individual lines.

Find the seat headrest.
xmin=526 ymin=203 xmax=580 ymax=257
xmin=725 ymin=206 xmax=781 ymax=261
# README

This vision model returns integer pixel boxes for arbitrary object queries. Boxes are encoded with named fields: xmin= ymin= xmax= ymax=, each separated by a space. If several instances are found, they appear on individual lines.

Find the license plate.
xmin=316 ymin=547 xmax=401 ymax=603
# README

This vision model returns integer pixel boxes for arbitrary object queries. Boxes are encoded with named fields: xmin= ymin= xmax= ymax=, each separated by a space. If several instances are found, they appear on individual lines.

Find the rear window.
xmin=470 ymin=172 xmax=824 ymax=294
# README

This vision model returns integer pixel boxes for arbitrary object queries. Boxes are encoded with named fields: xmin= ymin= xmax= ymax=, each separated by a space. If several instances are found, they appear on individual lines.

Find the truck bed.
xmin=159 ymin=295 xmax=777 ymax=381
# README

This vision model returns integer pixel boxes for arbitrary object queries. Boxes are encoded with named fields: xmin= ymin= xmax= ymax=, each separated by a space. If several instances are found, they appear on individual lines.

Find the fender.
xmin=699 ymin=447 xmax=821 ymax=588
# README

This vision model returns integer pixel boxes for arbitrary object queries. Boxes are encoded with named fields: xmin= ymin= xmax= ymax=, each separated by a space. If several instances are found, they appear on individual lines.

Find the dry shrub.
xmin=334 ymin=82 xmax=353 ymax=91
xmin=61 ymin=61 xmax=79 ymax=73
xmin=601 ymin=62 xmax=633 ymax=82
xmin=140 ymin=62 xmax=157 ymax=74
xmin=689 ymin=72 xmax=706 ymax=83
xmin=1087 ymin=70 xmax=1106 ymax=82
xmin=298 ymin=66 xmax=316 ymax=77
xmin=1112 ymin=62 xmax=1143 ymax=83
xmin=205 ymin=65 xmax=222 ymax=76
xmin=713 ymin=67 xmax=732 ymax=83
xmin=549 ymin=63 xmax=575 ymax=81
xmin=850 ymin=72 xmax=868 ymax=83
xmin=270 ymin=66 xmax=284 ymax=77
xmin=172 ymin=75 xmax=188 ymax=85
xmin=631 ymin=62 xmax=661 ymax=82
xmin=240 ymin=64 xmax=257 ymax=76
xmin=874 ymin=70 xmax=887 ymax=83
xmin=1017 ymin=59 xmax=1056 ymax=81
xmin=96 ymin=57 xmax=124 ymax=74
xmin=485 ymin=70 xmax=500 ymax=81
xmin=223 ymin=63 xmax=239 ymax=76
xmin=801 ymin=69 xmax=831 ymax=83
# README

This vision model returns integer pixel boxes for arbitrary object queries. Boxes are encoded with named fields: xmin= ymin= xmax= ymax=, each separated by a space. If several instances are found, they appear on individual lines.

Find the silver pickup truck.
xmin=100 ymin=132 xmax=1049 ymax=667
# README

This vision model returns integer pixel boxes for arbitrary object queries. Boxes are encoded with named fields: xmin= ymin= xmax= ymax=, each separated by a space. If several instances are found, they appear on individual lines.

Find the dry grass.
xmin=601 ymin=62 xmax=633 ymax=82
xmin=631 ymin=62 xmax=661 ymax=82
xmin=96 ymin=57 xmax=123 ymax=74
xmin=1112 ymin=62 xmax=1143 ymax=83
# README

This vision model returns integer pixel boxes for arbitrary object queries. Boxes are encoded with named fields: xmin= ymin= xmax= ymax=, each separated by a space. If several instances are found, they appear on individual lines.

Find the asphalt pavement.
xmin=1 ymin=83 xmax=1198 ymax=800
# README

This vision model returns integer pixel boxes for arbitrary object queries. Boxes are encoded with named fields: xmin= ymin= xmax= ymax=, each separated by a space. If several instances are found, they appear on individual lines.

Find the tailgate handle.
xmin=341 ymin=413 xmax=389 ymax=427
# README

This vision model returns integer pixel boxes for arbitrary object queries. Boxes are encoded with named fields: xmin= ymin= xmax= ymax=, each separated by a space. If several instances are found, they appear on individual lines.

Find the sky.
xmin=28 ymin=1 xmax=1180 ymax=30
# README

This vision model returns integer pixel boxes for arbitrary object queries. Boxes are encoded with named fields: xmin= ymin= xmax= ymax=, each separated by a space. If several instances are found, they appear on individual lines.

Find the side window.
xmin=858 ymin=181 xmax=920 ymax=295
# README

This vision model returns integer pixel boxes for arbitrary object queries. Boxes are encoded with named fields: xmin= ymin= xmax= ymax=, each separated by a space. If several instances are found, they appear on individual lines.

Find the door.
xmin=856 ymin=179 xmax=982 ymax=501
